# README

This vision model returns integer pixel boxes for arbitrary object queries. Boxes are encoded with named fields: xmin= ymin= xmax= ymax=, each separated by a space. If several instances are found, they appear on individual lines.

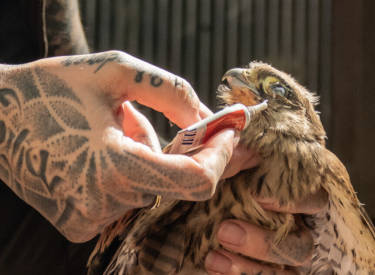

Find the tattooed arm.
xmin=0 ymin=51 xmax=235 ymax=242
xmin=45 ymin=0 xmax=89 ymax=56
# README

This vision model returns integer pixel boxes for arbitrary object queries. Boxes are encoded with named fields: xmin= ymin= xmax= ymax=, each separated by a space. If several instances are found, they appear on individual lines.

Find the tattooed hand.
xmin=205 ymin=189 xmax=328 ymax=274
xmin=0 ymin=50 xmax=237 ymax=243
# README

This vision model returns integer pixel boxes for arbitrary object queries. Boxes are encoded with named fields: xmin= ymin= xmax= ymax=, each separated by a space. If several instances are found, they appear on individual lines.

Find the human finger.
xmin=54 ymin=51 xmax=202 ymax=128
xmin=120 ymin=101 xmax=161 ymax=152
xmin=205 ymin=249 xmax=296 ymax=275
xmin=221 ymin=142 xmax=261 ymax=179
xmin=216 ymin=220 xmax=313 ymax=266
xmin=199 ymin=102 xmax=213 ymax=118
xmin=189 ymin=129 xmax=236 ymax=189
xmin=102 ymin=128 xmax=236 ymax=201
xmin=112 ymin=51 xmax=201 ymax=128
xmin=255 ymin=188 xmax=329 ymax=215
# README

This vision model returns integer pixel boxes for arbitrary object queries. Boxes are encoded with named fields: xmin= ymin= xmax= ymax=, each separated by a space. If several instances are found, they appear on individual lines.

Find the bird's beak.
xmin=221 ymin=68 xmax=260 ymax=97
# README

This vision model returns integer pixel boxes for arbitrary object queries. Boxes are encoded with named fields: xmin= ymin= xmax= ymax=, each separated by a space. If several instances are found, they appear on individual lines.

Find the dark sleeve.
xmin=0 ymin=0 xmax=46 ymax=64
xmin=0 ymin=1 xmax=96 ymax=274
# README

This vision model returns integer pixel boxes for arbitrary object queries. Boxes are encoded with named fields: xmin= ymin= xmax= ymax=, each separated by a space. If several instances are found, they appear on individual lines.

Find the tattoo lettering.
xmin=174 ymin=77 xmax=183 ymax=88
xmin=62 ymin=51 xmax=123 ymax=73
xmin=174 ymin=76 xmax=196 ymax=100
xmin=135 ymin=70 xmax=145 ymax=83
xmin=134 ymin=70 xmax=164 ymax=87
xmin=150 ymin=75 xmax=163 ymax=87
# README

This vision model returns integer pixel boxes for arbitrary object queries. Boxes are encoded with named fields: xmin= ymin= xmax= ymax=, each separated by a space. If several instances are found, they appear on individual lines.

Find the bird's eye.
xmin=270 ymin=83 xmax=287 ymax=97
xmin=263 ymin=76 xmax=290 ymax=98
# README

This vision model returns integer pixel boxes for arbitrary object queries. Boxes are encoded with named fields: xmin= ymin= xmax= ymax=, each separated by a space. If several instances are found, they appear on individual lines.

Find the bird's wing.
xmin=315 ymin=148 xmax=375 ymax=273
xmin=138 ymin=223 xmax=187 ymax=274
xmin=103 ymin=201 xmax=191 ymax=275
xmin=359 ymin=202 xmax=375 ymax=240
xmin=87 ymin=208 xmax=142 ymax=275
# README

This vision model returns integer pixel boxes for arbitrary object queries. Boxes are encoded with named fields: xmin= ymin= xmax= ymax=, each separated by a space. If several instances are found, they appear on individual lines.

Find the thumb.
xmin=120 ymin=101 xmax=161 ymax=152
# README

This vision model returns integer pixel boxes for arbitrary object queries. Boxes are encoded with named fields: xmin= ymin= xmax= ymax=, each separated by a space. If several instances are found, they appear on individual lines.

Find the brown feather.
xmin=88 ymin=62 xmax=375 ymax=274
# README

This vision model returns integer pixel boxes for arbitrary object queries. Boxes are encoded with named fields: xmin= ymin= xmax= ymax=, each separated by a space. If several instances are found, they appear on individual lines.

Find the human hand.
xmin=0 ymin=51 xmax=236 ymax=242
xmin=221 ymin=142 xmax=261 ymax=180
xmin=205 ymin=189 xmax=328 ymax=274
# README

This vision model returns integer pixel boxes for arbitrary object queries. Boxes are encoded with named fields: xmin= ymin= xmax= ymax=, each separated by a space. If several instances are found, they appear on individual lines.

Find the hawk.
xmin=87 ymin=62 xmax=375 ymax=274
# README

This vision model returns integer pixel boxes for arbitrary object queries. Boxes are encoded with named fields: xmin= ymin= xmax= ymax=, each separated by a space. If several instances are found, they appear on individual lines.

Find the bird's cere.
xmin=169 ymin=101 xmax=268 ymax=154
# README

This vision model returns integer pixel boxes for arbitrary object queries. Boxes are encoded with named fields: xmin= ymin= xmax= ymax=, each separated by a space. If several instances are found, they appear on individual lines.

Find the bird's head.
xmin=218 ymin=62 xmax=326 ymax=147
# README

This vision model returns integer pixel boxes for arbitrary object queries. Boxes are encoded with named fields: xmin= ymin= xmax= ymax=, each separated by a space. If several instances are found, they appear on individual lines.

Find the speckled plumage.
xmin=87 ymin=62 xmax=375 ymax=274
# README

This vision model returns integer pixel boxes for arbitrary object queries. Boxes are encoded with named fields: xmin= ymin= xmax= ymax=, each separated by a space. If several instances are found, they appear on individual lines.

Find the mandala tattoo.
xmin=0 ymin=63 xmax=209 ymax=240
xmin=0 ymin=67 xmax=150 ymax=240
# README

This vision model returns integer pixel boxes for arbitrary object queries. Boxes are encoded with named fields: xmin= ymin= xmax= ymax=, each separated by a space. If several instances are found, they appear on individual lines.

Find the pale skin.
xmin=0 ymin=0 xmax=328 ymax=274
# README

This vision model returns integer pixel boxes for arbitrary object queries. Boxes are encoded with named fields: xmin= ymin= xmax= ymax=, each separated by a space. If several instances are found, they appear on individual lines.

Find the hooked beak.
xmin=221 ymin=68 xmax=260 ymax=97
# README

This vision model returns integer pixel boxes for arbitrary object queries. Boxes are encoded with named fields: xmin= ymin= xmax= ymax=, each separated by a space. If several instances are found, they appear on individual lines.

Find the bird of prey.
xmin=87 ymin=62 xmax=375 ymax=274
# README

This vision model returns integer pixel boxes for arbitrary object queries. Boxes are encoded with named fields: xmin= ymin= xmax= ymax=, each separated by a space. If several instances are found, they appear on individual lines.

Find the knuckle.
xmin=183 ymin=78 xmax=194 ymax=91
xmin=104 ymin=49 xmax=125 ymax=60
xmin=177 ymin=77 xmax=197 ymax=97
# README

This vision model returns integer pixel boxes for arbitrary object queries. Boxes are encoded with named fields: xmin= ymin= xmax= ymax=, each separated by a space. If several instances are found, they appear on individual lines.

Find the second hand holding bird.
xmin=121 ymin=98 xmax=328 ymax=275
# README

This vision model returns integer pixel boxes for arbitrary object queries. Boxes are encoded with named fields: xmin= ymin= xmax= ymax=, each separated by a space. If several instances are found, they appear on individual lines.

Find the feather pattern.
xmin=87 ymin=62 xmax=375 ymax=274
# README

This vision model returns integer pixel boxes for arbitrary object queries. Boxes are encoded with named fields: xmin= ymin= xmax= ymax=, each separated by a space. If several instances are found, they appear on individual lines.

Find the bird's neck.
xmin=243 ymin=130 xmax=326 ymax=205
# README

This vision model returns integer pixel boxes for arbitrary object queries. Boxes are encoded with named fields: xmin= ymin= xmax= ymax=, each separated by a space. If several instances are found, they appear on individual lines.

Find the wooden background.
xmin=79 ymin=0 xmax=375 ymax=219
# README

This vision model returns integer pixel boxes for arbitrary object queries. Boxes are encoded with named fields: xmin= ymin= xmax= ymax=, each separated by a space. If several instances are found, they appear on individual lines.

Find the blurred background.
xmin=79 ymin=0 xmax=375 ymax=219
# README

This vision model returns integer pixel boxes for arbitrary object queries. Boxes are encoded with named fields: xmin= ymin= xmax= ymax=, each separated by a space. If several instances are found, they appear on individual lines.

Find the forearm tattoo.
xmin=0 ymin=53 xmax=212 ymax=240
xmin=45 ymin=0 xmax=89 ymax=56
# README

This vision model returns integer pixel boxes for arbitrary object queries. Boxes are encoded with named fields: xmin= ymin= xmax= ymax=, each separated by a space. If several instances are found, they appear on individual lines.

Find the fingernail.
xmin=205 ymin=251 xmax=232 ymax=274
xmin=218 ymin=222 xmax=246 ymax=246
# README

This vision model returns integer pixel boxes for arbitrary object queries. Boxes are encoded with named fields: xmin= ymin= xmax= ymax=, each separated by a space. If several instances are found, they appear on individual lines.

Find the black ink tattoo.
xmin=61 ymin=51 xmax=123 ymax=73
xmin=135 ymin=70 xmax=145 ymax=83
xmin=0 ymin=88 xmax=21 ymax=109
xmin=106 ymin=147 xmax=210 ymax=200
xmin=0 ymin=67 xmax=134 ymax=240
xmin=150 ymin=75 xmax=163 ymax=87
xmin=0 ymin=63 xmax=204 ymax=242
xmin=34 ymin=67 xmax=82 ymax=104
xmin=25 ymin=149 xmax=64 ymax=194
xmin=174 ymin=77 xmax=182 ymax=88
xmin=134 ymin=70 xmax=164 ymax=88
